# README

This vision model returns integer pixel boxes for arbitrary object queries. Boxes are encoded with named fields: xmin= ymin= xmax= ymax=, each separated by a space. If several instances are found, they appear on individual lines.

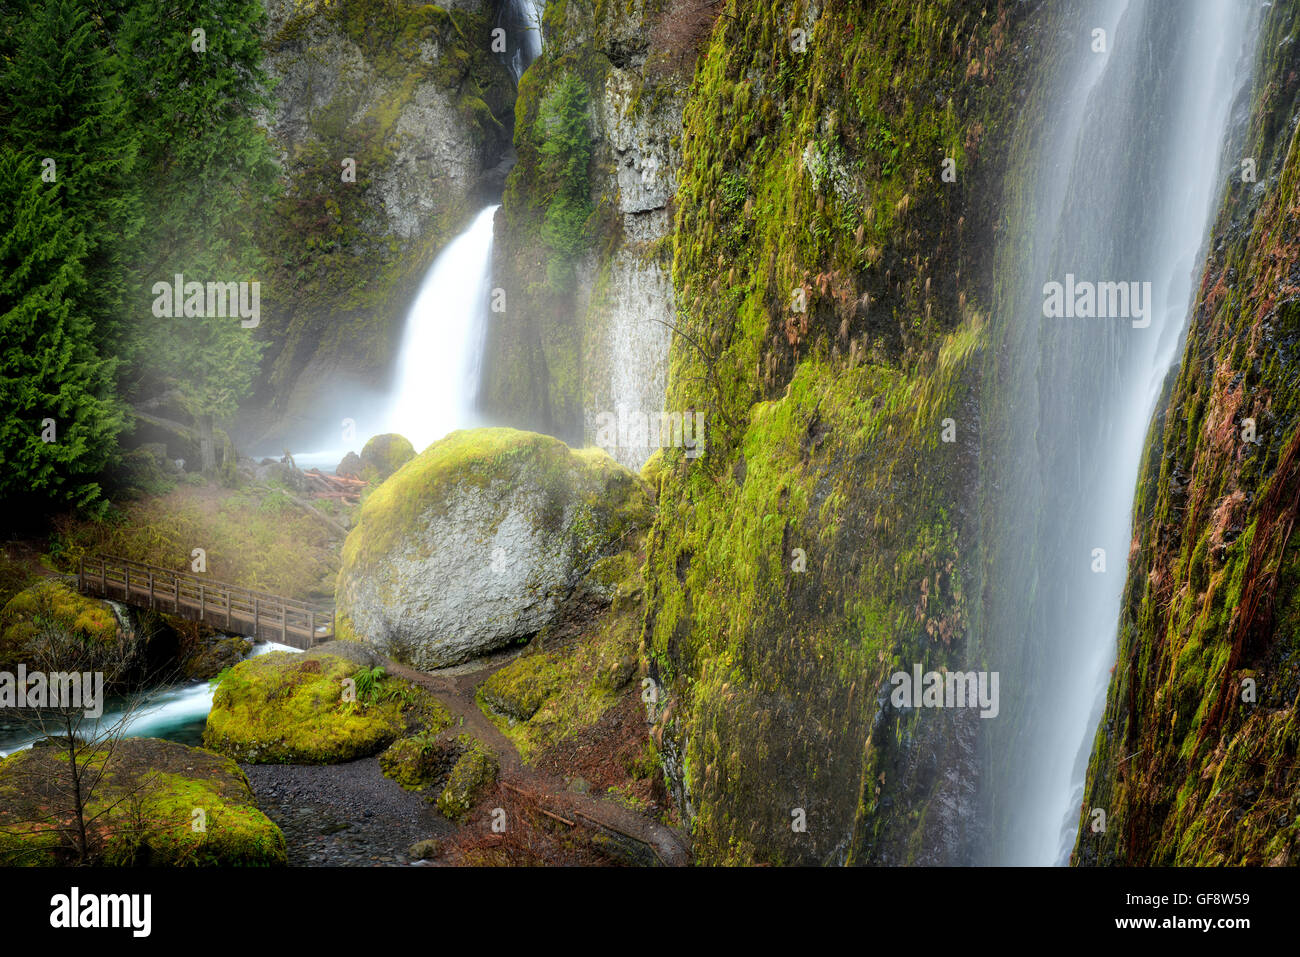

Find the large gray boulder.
xmin=335 ymin=428 xmax=649 ymax=668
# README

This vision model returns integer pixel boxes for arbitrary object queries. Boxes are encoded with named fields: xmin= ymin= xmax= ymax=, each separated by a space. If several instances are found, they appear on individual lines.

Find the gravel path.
xmin=242 ymin=758 xmax=452 ymax=866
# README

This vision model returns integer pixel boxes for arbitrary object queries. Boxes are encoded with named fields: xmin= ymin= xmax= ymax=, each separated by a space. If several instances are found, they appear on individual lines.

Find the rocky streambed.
xmin=242 ymin=759 xmax=452 ymax=867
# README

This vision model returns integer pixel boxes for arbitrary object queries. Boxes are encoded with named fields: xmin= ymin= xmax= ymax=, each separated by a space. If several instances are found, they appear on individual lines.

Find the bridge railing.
xmin=77 ymin=555 xmax=333 ymax=650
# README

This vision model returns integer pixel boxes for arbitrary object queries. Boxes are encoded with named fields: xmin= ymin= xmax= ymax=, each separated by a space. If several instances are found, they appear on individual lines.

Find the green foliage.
xmin=536 ymin=72 xmax=594 ymax=292
xmin=0 ymin=149 xmax=123 ymax=514
xmin=0 ymin=0 xmax=142 ymax=352
xmin=352 ymin=664 xmax=387 ymax=703
xmin=116 ymin=0 xmax=278 ymax=422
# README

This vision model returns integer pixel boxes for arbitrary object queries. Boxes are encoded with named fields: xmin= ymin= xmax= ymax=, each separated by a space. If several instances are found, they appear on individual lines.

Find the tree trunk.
xmin=197 ymin=413 xmax=216 ymax=475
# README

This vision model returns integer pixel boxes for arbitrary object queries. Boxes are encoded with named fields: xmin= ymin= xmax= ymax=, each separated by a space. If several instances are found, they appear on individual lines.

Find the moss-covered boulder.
xmin=477 ymin=654 xmax=562 ymax=721
xmin=360 ymin=433 xmax=415 ymax=483
xmin=0 ymin=581 xmax=123 ymax=672
xmin=0 ymin=736 xmax=285 ymax=866
xmin=378 ymin=730 xmax=461 ymax=792
xmin=336 ymin=427 xmax=650 ymax=668
xmin=203 ymin=648 xmax=451 ymax=763
xmin=435 ymin=735 xmax=498 ymax=821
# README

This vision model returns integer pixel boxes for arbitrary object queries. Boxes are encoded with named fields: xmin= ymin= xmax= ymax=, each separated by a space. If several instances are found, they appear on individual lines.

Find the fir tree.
xmin=0 ymin=0 xmax=142 ymax=350
xmin=0 ymin=149 xmax=123 ymax=513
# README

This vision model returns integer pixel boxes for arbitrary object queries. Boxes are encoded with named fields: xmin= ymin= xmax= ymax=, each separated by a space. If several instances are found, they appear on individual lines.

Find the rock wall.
xmin=478 ymin=0 xmax=681 ymax=469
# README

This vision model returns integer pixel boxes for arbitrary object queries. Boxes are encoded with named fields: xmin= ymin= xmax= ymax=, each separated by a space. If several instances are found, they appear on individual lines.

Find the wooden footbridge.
xmin=77 ymin=555 xmax=333 ymax=650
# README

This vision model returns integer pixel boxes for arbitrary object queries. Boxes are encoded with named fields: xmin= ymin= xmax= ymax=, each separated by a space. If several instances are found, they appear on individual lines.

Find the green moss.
xmin=478 ymin=654 xmax=563 ymax=721
xmin=360 ymin=432 xmax=416 ymax=482
xmin=435 ymin=734 xmax=498 ymax=820
xmin=204 ymin=651 xmax=448 ymax=763
xmin=0 ymin=737 xmax=284 ymax=866
xmin=378 ymin=729 xmax=458 ymax=791
xmin=475 ymin=545 xmax=645 ymax=763
xmin=0 ymin=581 xmax=120 ymax=669
xmin=632 ymin=0 xmax=1033 ymax=867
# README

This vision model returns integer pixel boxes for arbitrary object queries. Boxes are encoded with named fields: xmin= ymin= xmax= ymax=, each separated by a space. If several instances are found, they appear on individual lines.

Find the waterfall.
xmin=981 ymin=0 xmax=1259 ymax=865
xmin=378 ymin=4 xmax=547 ymax=455
xmin=384 ymin=205 xmax=499 ymax=453
xmin=516 ymin=0 xmax=543 ymax=66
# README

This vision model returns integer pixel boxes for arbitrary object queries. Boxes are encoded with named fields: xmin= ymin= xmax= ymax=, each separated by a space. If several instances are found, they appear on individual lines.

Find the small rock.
xmin=407 ymin=839 xmax=442 ymax=860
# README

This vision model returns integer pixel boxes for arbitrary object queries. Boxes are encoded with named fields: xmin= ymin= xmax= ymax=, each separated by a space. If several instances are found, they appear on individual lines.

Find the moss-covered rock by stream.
xmin=0 ymin=581 xmax=120 ymax=672
xmin=1074 ymin=1 xmax=1300 ymax=867
xmin=0 ymin=737 xmax=285 ymax=866
xmin=204 ymin=647 xmax=453 ymax=764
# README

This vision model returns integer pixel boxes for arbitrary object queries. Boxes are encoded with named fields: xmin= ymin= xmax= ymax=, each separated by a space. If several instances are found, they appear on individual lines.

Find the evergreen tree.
xmin=0 ymin=149 xmax=123 ymax=513
xmin=116 ymin=0 xmax=278 ymax=436
xmin=0 ymin=0 xmax=141 ymax=350
xmin=537 ymin=73 xmax=593 ymax=293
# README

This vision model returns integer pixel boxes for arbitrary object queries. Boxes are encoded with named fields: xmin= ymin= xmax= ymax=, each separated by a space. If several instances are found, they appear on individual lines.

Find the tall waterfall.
xmin=379 ymin=3 xmax=547 ymax=455
xmin=384 ymin=205 xmax=499 ymax=452
xmin=981 ymin=0 xmax=1259 ymax=865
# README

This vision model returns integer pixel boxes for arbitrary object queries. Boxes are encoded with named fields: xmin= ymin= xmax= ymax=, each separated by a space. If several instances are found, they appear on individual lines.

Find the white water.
xmin=984 ymin=0 xmax=1258 ymax=865
xmin=513 ymin=0 xmax=544 ymax=75
xmin=382 ymin=204 xmax=499 ymax=453
xmin=0 ymin=640 xmax=300 ymax=757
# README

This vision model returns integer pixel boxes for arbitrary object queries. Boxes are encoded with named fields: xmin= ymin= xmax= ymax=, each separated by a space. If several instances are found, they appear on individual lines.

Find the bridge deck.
xmin=78 ymin=555 xmax=332 ymax=650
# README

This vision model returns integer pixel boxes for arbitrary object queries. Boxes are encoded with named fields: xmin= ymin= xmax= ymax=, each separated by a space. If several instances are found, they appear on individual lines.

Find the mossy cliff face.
xmin=336 ymin=427 xmax=650 ymax=667
xmin=1075 ymin=3 xmax=1300 ymax=866
xmin=0 ymin=737 xmax=285 ymax=866
xmin=242 ymin=0 xmax=515 ymax=450
xmin=642 ymin=0 xmax=1038 ymax=864
xmin=478 ymin=0 xmax=683 ymax=465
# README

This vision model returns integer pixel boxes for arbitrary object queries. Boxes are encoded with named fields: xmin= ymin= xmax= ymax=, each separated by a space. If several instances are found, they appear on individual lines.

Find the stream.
xmin=0 ymin=640 xmax=299 ymax=758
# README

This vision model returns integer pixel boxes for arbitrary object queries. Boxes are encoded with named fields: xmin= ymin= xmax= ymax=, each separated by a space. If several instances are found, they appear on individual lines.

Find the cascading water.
xmin=383 ymin=204 xmax=499 ymax=452
xmin=512 ymin=0 xmax=543 ymax=77
xmin=376 ymin=1 xmax=546 ymax=456
xmin=0 ymin=640 xmax=299 ymax=757
xmin=981 ymin=0 xmax=1259 ymax=865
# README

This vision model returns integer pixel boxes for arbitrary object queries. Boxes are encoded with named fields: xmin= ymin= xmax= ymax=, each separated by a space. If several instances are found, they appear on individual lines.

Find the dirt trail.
xmin=382 ymin=657 xmax=691 ymax=867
